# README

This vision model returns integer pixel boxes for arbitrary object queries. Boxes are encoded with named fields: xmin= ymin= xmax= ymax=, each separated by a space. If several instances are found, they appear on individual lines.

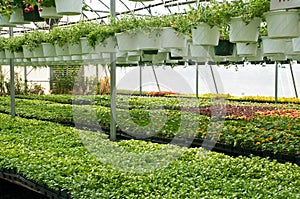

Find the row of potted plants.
xmin=2 ymin=0 xmax=300 ymax=65
xmin=1 ymin=112 xmax=299 ymax=198
xmin=0 ymin=0 xmax=82 ymax=24
xmin=0 ymin=95 xmax=299 ymax=156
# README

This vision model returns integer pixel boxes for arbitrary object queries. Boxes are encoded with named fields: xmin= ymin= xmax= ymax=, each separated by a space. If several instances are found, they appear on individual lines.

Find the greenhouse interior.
xmin=0 ymin=0 xmax=299 ymax=198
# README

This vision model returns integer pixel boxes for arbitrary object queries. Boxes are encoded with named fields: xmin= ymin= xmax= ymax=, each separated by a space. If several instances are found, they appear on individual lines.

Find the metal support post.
xmin=289 ymin=61 xmax=298 ymax=98
xmin=275 ymin=62 xmax=278 ymax=104
xmin=209 ymin=64 xmax=219 ymax=94
xmin=139 ymin=64 xmax=142 ymax=96
xmin=110 ymin=0 xmax=117 ymax=141
xmin=196 ymin=63 xmax=199 ymax=99
xmin=9 ymin=27 xmax=15 ymax=117
xmin=151 ymin=65 xmax=161 ymax=92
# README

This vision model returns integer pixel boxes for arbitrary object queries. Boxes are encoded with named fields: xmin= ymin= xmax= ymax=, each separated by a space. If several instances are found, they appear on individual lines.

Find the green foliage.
xmin=0 ymin=113 xmax=299 ymax=198
xmin=0 ymin=95 xmax=299 ymax=156
xmin=86 ymin=25 xmax=115 ymax=48
xmin=4 ymin=36 xmax=26 ymax=52
xmin=23 ymin=30 xmax=47 ymax=51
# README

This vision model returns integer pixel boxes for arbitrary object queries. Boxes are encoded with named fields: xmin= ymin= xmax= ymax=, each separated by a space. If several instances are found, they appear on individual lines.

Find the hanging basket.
xmin=292 ymin=37 xmax=300 ymax=53
xmin=33 ymin=45 xmax=44 ymax=58
xmin=236 ymin=43 xmax=258 ymax=56
xmin=137 ymin=29 xmax=162 ymax=50
xmin=42 ymin=43 xmax=56 ymax=57
xmin=116 ymin=31 xmax=138 ymax=52
xmin=55 ymin=44 xmax=70 ymax=56
xmin=161 ymin=27 xmax=187 ymax=49
xmin=264 ymin=10 xmax=300 ymax=38
xmin=170 ymin=47 xmax=188 ymax=58
xmin=4 ymin=49 xmax=15 ymax=59
xmin=246 ymin=48 xmax=264 ymax=62
xmin=192 ymin=23 xmax=220 ymax=46
xmin=68 ymin=43 xmax=82 ymax=55
xmin=0 ymin=50 xmax=6 ymax=59
xmin=214 ymin=40 xmax=235 ymax=56
xmin=55 ymin=0 xmax=82 ymax=15
xmin=14 ymin=51 xmax=24 ymax=58
xmin=39 ymin=7 xmax=62 ymax=18
xmin=190 ymin=45 xmax=214 ymax=62
xmin=0 ymin=15 xmax=16 ymax=27
xmin=22 ymin=45 xmax=34 ymax=58
xmin=23 ymin=5 xmax=44 ymax=22
xmin=94 ymin=36 xmax=118 ymax=53
xmin=80 ymin=37 xmax=95 ymax=54
xmin=9 ymin=8 xmax=29 ymax=24
xmin=229 ymin=17 xmax=261 ymax=43
xmin=261 ymin=37 xmax=286 ymax=55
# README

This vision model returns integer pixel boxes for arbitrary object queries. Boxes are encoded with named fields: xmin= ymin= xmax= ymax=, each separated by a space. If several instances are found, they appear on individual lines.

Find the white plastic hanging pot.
xmin=262 ymin=37 xmax=287 ymax=55
xmin=4 ymin=49 xmax=14 ymax=59
xmin=236 ymin=43 xmax=258 ymax=56
xmin=0 ymin=15 xmax=16 ymax=27
xmin=127 ymin=55 xmax=140 ymax=62
xmin=192 ymin=23 xmax=220 ymax=46
xmin=14 ymin=51 xmax=24 ymax=58
xmin=189 ymin=44 xmax=214 ymax=62
xmin=0 ymin=50 xmax=6 ymax=59
xmin=33 ymin=45 xmax=44 ymax=58
xmin=68 ymin=43 xmax=82 ymax=55
xmin=246 ymin=48 xmax=264 ymax=62
xmin=94 ymin=36 xmax=118 ymax=53
xmin=9 ymin=8 xmax=29 ymax=24
xmin=264 ymin=10 xmax=300 ymax=38
xmin=229 ymin=17 xmax=261 ymax=43
xmin=285 ymin=39 xmax=299 ymax=56
xmin=137 ymin=29 xmax=161 ymax=50
xmin=292 ymin=37 xmax=300 ymax=53
xmin=116 ymin=31 xmax=138 ymax=51
xmin=161 ymin=27 xmax=187 ymax=49
xmin=80 ymin=37 xmax=95 ymax=54
xmin=55 ymin=44 xmax=70 ymax=56
xmin=39 ymin=7 xmax=62 ymax=18
xmin=170 ymin=47 xmax=188 ymax=58
xmin=42 ymin=43 xmax=56 ymax=57
xmin=22 ymin=45 xmax=34 ymax=58
xmin=55 ymin=0 xmax=82 ymax=15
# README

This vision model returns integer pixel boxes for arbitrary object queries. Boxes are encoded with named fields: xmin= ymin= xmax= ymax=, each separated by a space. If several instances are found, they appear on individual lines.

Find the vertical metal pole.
xmin=151 ymin=65 xmax=161 ymax=92
xmin=49 ymin=67 xmax=54 ymax=91
xmin=24 ymin=66 xmax=28 ymax=94
xmin=196 ymin=63 xmax=199 ymax=99
xmin=275 ymin=61 xmax=278 ymax=104
xmin=110 ymin=0 xmax=117 ymax=141
xmin=209 ymin=64 xmax=219 ymax=94
xmin=139 ymin=64 xmax=142 ymax=96
xmin=96 ymin=64 xmax=99 ymax=95
xmin=9 ymin=27 xmax=15 ymax=117
xmin=289 ymin=61 xmax=298 ymax=98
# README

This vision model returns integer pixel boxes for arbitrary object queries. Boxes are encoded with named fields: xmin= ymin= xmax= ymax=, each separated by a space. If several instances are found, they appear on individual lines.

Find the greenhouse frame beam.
xmin=164 ymin=0 xmax=197 ymax=8
xmin=289 ymin=61 xmax=298 ymax=98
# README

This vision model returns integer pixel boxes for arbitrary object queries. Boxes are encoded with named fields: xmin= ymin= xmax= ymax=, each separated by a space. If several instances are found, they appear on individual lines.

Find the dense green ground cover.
xmin=0 ymin=113 xmax=299 ymax=198
xmin=0 ymin=95 xmax=299 ymax=156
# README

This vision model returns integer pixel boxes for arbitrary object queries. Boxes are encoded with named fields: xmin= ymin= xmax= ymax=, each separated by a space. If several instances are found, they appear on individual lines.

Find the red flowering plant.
xmin=0 ymin=0 xmax=54 ymax=16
